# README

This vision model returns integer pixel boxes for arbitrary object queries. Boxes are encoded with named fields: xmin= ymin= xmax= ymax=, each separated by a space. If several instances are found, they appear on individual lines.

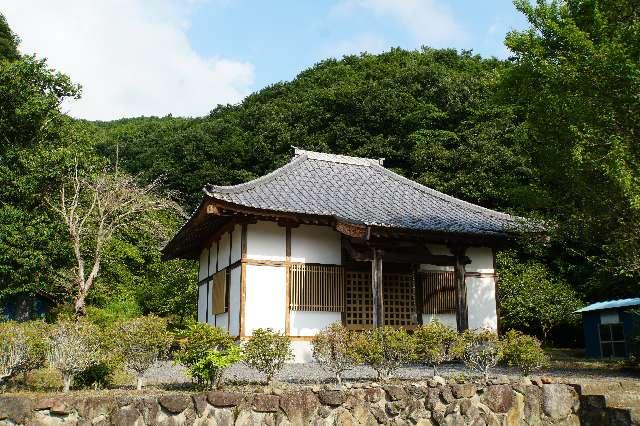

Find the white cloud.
xmin=2 ymin=0 xmax=254 ymax=120
xmin=330 ymin=0 xmax=466 ymax=47
xmin=324 ymin=32 xmax=389 ymax=58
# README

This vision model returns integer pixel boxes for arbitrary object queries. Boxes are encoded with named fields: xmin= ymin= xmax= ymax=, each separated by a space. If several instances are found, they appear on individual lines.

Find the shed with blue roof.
xmin=575 ymin=298 xmax=640 ymax=358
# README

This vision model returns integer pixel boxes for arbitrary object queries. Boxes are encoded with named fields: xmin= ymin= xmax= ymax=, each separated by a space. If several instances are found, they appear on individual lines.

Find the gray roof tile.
xmin=204 ymin=148 xmax=526 ymax=237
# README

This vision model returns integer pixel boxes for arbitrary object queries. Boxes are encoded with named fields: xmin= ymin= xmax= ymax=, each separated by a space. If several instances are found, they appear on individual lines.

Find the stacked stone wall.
xmin=0 ymin=378 xmax=635 ymax=425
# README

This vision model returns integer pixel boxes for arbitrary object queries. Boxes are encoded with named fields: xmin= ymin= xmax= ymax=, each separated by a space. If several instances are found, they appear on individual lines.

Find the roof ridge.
xmin=205 ymin=154 xmax=308 ymax=195
xmin=293 ymin=147 xmax=384 ymax=166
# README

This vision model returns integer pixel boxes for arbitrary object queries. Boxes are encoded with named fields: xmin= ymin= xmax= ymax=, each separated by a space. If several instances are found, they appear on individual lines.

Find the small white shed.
xmin=163 ymin=149 xmax=526 ymax=362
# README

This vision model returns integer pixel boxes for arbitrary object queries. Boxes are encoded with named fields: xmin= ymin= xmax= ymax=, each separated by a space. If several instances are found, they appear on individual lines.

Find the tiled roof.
xmin=575 ymin=298 xmax=640 ymax=313
xmin=204 ymin=148 xmax=527 ymax=237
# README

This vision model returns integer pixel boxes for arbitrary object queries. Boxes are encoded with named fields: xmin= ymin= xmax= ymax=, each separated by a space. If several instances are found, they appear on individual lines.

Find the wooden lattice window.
xmin=383 ymin=273 xmax=416 ymax=326
xmin=344 ymin=271 xmax=417 ymax=328
xmin=290 ymin=264 xmax=344 ymax=311
xmin=345 ymin=271 xmax=373 ymax=327
xmin=419 ymin=271 xmax=456 ymax=314
xmin=211 ymin=269 xmax=229 ymax=315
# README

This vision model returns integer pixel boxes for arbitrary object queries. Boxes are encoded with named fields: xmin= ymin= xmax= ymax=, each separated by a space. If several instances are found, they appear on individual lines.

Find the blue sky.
xmin=188 ymin=0 xmax=527 ymax=90
xmin=3 ymin=0 xmax=528 ymax=119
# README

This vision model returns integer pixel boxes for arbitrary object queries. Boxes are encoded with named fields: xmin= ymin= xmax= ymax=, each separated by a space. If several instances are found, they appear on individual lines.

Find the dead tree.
xmin=51 ymin=165 xmax=183 ymax=315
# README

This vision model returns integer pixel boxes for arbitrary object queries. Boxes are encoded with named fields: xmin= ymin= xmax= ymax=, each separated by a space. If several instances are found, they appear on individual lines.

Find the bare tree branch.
xmin=50 ymin=163 xmax=184 ymax=316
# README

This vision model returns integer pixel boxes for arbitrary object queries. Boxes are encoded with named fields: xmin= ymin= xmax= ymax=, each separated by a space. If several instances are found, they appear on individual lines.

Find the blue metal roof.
xmin=575 ymin=298 xmax=640 ymax=313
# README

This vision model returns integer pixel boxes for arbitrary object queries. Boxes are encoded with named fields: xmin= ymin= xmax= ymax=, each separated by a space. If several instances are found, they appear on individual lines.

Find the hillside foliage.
xmin=0 ymin=0 xmax=638 ymax=344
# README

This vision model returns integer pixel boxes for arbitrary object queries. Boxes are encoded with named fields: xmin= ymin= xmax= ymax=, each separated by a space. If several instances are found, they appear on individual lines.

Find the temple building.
xmin=163 ymin=148 xmax=528 ymax=361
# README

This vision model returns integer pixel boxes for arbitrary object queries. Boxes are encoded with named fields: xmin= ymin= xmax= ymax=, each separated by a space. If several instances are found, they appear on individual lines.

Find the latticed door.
xmin=344 ymin=270 xmax=417 ymax=328
xmin=383 ymin=273 xmax=417 ymax=326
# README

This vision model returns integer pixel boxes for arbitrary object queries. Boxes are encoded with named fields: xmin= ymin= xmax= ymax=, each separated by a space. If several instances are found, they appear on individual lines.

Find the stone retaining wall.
xmin=0 ymin=378 xmax=635 ymax=425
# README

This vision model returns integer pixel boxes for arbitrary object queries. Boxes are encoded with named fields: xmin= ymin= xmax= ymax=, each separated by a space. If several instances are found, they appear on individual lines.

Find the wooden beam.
xmin=371 ymin=249 xmax=384 ymax=327
xmin=452 ymin=247 xmax=469 ymax=331
xmin=239 ymin=224 xmax=247 ymax=338
xmin=285 ymin=226 xmax=292 ymax=336
xmin=206 ymin=203 xmax=220 ymax=215
xmin=383 ymin=250 xmax=470 ymax=266
xmin=343 ymin=238 xmax=470 ymax=266
xmin=414 ymin=265 xmax=423 ymax=325
xmin=492 ymin=247 xmax=501 ymax=336
xmin=343 ymin=238 xmax=372 ymax=261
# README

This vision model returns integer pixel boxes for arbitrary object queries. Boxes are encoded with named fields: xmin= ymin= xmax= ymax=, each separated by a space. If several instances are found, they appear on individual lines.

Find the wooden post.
xmin=285 ymin=226 xmax=291 ymax=336
xmin=239 ymin=224 xmax=247 ymax=338
xmin=371 ymin=249 xmax=384 ymax=327
xmin=453 ymin=247 xmax=468 ymax=331
xmin=492 ymin=247 xmax=501 ymax=336
xmin=414 ymin=265 xmax=423 ymax=325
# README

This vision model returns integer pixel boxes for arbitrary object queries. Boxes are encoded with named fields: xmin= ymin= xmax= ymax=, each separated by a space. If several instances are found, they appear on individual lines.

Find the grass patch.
xmin=545 ymin=347 xmax=627 ymax=371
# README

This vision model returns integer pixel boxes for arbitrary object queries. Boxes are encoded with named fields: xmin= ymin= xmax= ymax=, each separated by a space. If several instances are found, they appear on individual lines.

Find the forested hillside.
xmin=1 ymin=0 xmax=638 ymax=344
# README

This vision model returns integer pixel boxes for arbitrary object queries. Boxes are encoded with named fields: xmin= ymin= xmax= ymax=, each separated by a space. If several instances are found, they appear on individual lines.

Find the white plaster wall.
xmin=291 ymin=225 xmax=341 ymax=264
xmin=197 ymin=282 xmax=207 ymax=322
xmin=291 ymin=341 xmax=314 ymax=363
xmin=290 ymin=311 xmax=342 ymax=336
xmin=422 ymin=313 xmax=458 ymax=330
xmin=218 ymin=232 xmax=230 ymax=270
xmin=215 ymin=313 xmax=229 ymax=331
xmin=467 ymin=275 xmax=497 ymax=330
xmin=466 ymin=247 xmax=494 ymax=273
xmin=231 ymin=225 xmax=242 ymax=263
xmin=229 ymin=266 xmax=241 ymax=336
xmin=209 ymin=241 xmax=218 ymax=273
xmin=245 ymin=265 xmax=286 ymax=334
xmin=198 ymin=248 xmax=209 ymax=280
xmin=246 ymin=221 xmax=286 ymax=261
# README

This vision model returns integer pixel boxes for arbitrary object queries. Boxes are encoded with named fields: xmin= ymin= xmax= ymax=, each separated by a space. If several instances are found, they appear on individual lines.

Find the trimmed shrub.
xmin=0 ymin=321 xmax=48 ymax=387
xmin=74 ymin=362 xmax=118 ymax=390
xmin=75 ymin=321 xmax=123 ymax=390
xmin=414 ymin=320 xmax=459 ymax=376
xmin=20 ymin=367 xmax=62 ymax=391
xmin=117 ymin=315 xmax=173 ymax=390
xmin=47 ymin=320 xmax=102 ymax=392
xmin=188 ymin=345 xmax=243 ymax=389
xmin=174 ymin=322 xmax=236 ymax=387
xmin=351 ymin=326 xmax=416 ymax=381
xmin=85 ymin=299 xmax=142 ymax=329
xmin=243 ymin=328 xmax=292 ymax=384
xmin=500 ymin=329 xmax=548 ymax=376
xmin=311 ymin=322 xmax=356 ymax=385
xmin=454 ymin=329 xmax=501 ymax=380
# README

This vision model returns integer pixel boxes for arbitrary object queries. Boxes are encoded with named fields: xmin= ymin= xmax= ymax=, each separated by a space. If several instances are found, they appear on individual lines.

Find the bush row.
xmin=312 ymin=322 xmax=548 ymax=384
xmin=0 ymin=316 xmax=172 ymax=392
xmin=0 ymin=318 xmax=546 ymax=392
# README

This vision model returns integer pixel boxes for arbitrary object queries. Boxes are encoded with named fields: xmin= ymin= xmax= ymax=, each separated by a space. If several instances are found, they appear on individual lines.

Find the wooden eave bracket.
xmin=343 ymin=237 xmax=470 ymax=266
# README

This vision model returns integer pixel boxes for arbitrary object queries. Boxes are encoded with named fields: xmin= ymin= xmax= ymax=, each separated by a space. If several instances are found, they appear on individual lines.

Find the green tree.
xmin=117 ymin=315 xmax=172 ymax=390
xmin=498 ymin=250 xmax=583 ymax=341
xmin=243 ymin=328 xmax=292 ymax=384
xmin=0 ymin=52 xmax=85 ymax=302
xmin=0 ymin=13 xmax=19 ymax=61
xmin=501 ymin=0 xmax=640 ymax=298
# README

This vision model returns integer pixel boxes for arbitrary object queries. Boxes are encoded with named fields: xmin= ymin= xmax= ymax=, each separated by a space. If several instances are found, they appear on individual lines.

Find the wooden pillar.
xmin=239 ymin=224 xmax=247 ymax=338
xmin=371 ymin=249 xmax=384 ymax=327
xmin=453 ymin=247 xmax=468 ymax=331
xmin=414 ymin=265 xmax=423 ymax=325
xmin=284 ymin=226 xmax=292 ymax=336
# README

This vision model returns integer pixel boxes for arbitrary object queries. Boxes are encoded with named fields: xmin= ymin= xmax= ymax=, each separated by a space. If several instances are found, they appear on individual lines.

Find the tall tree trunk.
xmin=136 ymin=376 xmax=144 ymax=391
xmin=62 ymin=374 xmax=72 ymax=392
xmin=74 ymin=293 xmax=86 ymax=316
